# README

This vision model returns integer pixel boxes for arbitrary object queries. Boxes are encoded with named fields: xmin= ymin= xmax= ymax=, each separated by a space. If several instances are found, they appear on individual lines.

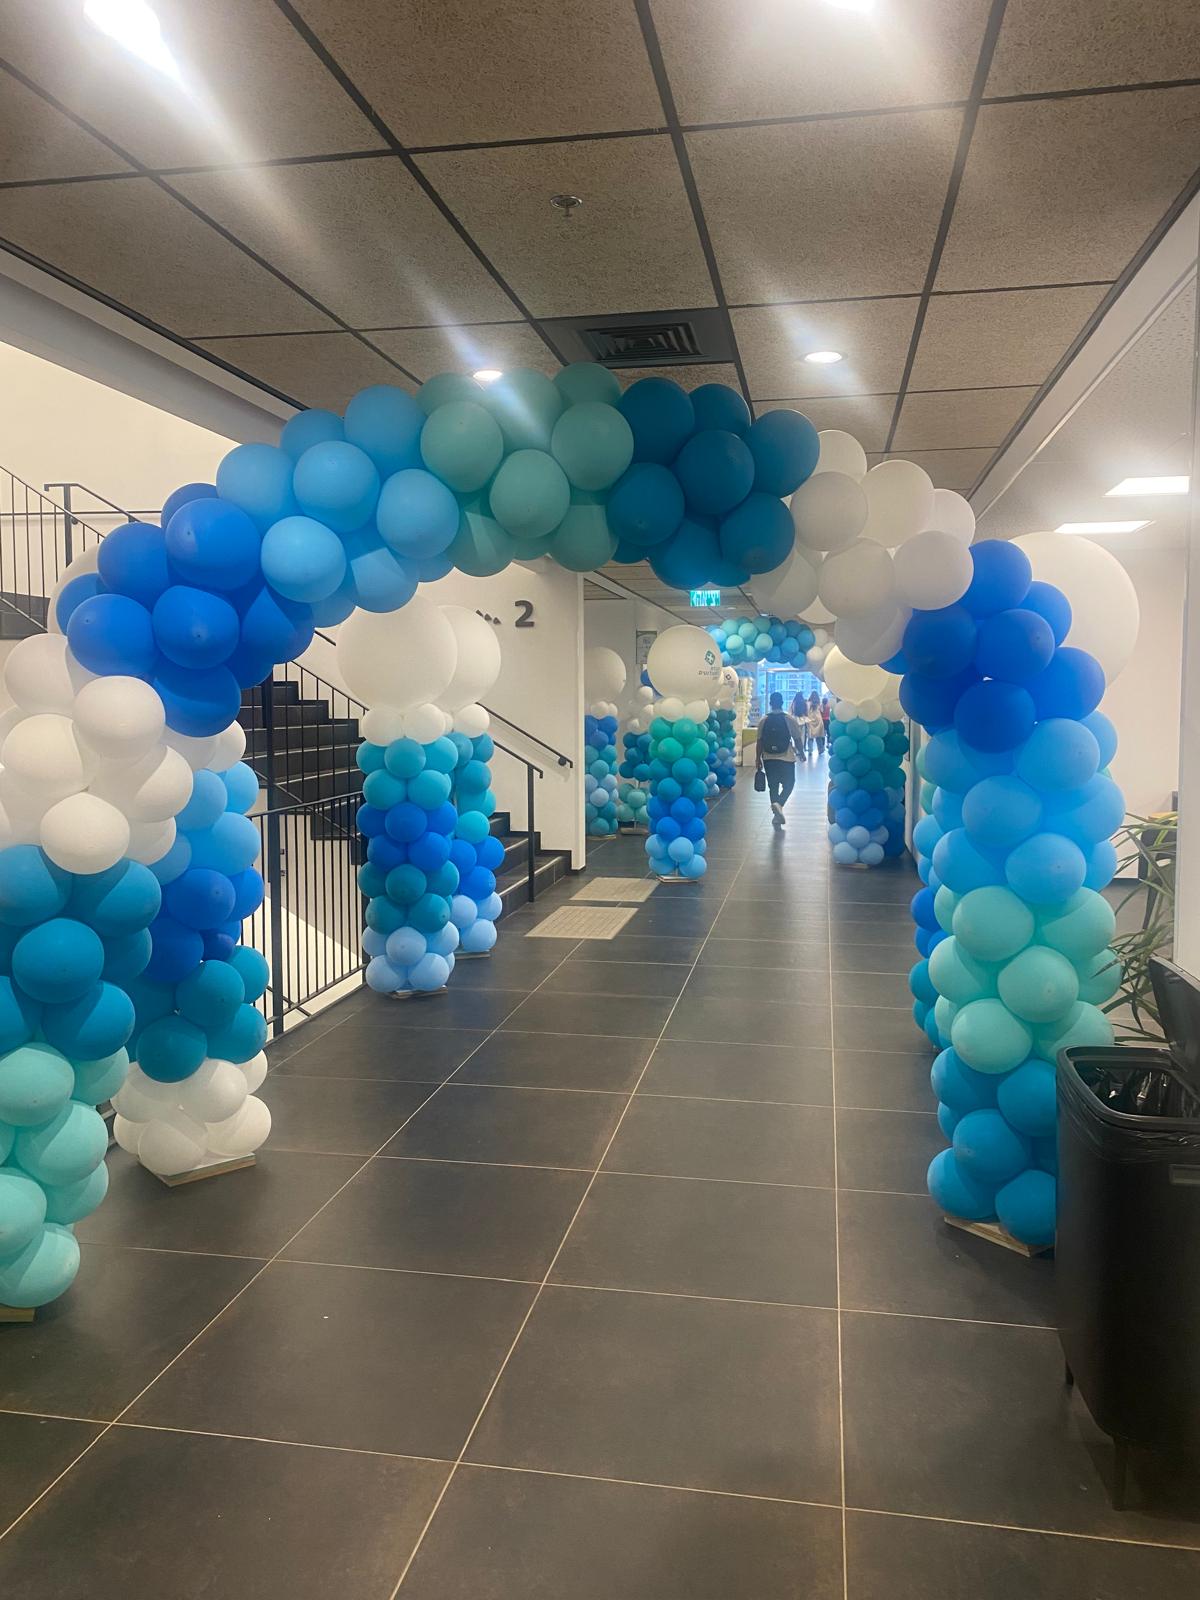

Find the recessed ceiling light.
xmin=804 ymin=350 xmax=844 ymax=365
xmin=1055 ymin=521 xmax=1150 ymax=535
xmin=473 ymin=369 xmax=503 ymax=384
xmin=84 ymin=0 xmax=180 ymax=80
xmin=1105 ymin=475 xmax=1188 ymax=497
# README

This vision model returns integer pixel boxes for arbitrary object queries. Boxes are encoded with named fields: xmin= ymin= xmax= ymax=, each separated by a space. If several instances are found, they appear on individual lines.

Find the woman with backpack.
xmin=755 ymin=692 xmax=806 ymax=826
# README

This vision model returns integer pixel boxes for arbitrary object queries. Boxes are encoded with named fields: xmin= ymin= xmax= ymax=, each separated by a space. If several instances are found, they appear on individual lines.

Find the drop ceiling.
xmin=0 ymin=0 xmax=1197 ymax=604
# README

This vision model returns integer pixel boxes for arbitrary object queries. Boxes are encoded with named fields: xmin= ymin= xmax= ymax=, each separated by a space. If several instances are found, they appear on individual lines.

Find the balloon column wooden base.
xmin=158 ymin=1153 xmax=257 ymax=1188
xmin=944 ymin=1215 xmax=1052 ymax=1258
xmin=0 ymin=1303 xmax=35 ymax=1324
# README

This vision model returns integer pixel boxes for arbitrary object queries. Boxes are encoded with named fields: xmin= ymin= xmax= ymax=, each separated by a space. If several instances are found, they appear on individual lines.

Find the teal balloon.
xmin=42 ymin=1161 xmax=109 ymax=1225
xmin=419 ymin=401 xmax=504 ymax=492
xmin=385 ymin=738 xmax=426 ymax=780
xmin=0 ymin=1169 xmax=47 ymax=1257
xmin=952 ymin=886 xmax=1035 ymax=962
xmin=0 ymin=1221 xmax=80 ymax=1307
xmin=228 ymin=946 xmax=269 ymax=1003
xmin=551 ymin=497 xmax=618 ymax=571
xmin=0 ymin=976 xmax=39 ymax=1053
xmin=12 ymin=918 xmax=104 ymax=1004
xmin=933 ymin=885 xmax=959 ymax=933
xmin=1076 ymin=947 xmax=1121 ymax=1005
xmin=417 ymin=372 xmax=483 ymax=416
xmin=927 ymin=1147 xmax=996 ymax=1222
xmin=995 ymin=1057 xmax=1056 ymax=1138
xmin=0 ymin=844 xmax=71 ymax=927
xmin=1036 ymin=889 xmax=1115 ymax=962
xmin=952 ymin=1108 xmax=1031 ymax=1185
xmin=489 ymin=450 xmax=571 ymax=539
xmin=995 ymin=1168 xmax=1056 ymax=1247
xmin=41 ymin=981 xmax=135 ymax=1061
xmin=483 ymin=369 xmax=563 ymax=451
xmin=72 ymin=1047 xmax=129 ymax=1106
xmin=176 ymin=960 xmax=246 ymax=1030
xmin=554 ymin=362 xmax=622 ymax=407
xmin=448 ymin=498 xmax=518 ymax=576
xmin=950 ymin=997 xmax=1033 ymax=1074
xmin=550 ymin=401 xmax=634 ymax=491
xmin=928 ymin=937 xmax=996 ymax=1006
xmin=14 ymin=1102 xmax=107 ymax=1186
xmin=0 ymin=1042 xmax=74 ymax=1127
xmin=137 ymin=1015 xmax=207 ymax=1082
xmin=1032 ymin=999 xmax=1113 ymax=1058
xmin=997 ymin=945 xmax=1079 ymax=1024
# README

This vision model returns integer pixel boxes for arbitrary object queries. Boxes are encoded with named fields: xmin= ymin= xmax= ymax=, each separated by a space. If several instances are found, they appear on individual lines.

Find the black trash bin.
xmin=1056 ymin=957 xmax=1200 ymax=1506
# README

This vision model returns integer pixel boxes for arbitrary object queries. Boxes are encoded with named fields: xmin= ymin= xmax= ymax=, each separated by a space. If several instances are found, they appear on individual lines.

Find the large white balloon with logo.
xmin=646 ymin=625 xmax=722 ymax=702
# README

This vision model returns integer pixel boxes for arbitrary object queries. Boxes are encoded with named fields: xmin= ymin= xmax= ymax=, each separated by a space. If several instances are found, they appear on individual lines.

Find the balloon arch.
xmin=0 ymin=362 xmax=1137 ymax=1308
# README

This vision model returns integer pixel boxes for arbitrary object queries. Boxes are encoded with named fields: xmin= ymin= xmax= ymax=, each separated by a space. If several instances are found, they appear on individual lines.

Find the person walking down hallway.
xmin=790 ymin=690 xmax=810 ymax=759
xmin=756 ymin=692 xmax=806 ymax=826
xmin=805 ymin=691 xmax=826 ymax=758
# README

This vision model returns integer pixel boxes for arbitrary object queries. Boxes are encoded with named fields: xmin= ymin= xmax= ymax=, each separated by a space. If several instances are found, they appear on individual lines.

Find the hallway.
xmin=1 ymin=767 xmax=1197 ymax=1597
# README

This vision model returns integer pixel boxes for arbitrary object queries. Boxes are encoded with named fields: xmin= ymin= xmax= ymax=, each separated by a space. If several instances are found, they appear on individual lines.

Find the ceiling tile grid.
xmin=908 ymin=284 xmax=1110 ymax=392
xmin=192 ymin=331 xmax=414 ymax=410
xmin=985 ymin=0 xmax=1200 ymax=97
xmin=369 ymin=321 xmax=560 ymax=381
xmin=892 ymin=384 xmax=1041 ymax=450
xmin=733 ymin=298 xmax=920 ymax=401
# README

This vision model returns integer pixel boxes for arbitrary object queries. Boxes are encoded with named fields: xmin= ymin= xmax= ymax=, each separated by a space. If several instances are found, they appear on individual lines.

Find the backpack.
xmin=758 ymin=712 xmax=791 ymax=757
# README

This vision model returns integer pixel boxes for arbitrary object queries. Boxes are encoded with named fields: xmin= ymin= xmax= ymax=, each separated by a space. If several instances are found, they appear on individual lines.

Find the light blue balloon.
xmin=293 ymin=440 xmax=380 ymax=534
xmin=14 ymin=1102 xmax=108 ymax=1186
xmin=280 ymin=408 xmax=344 ymax=461
xmin=261 ymin=515 xmax=347 ymax=603
xmin=0 ymin=1169 xmax=47 ymax=1257
xmin=344 ymin=385 xmax=424 ymax=476
xmin=0 ymin=1222 xmax=80 ymax=1308
xmin=479 ymin=892 xmax=503 ymax=922
xmin=449 ymin=895 xmax=478 ymax=930
xmin=1016 ymin=717 xmax=1100 ymax=793
xmin=376 ymin=468 xmax=459 ymax=559
xmin=425 ymin=924 xmax=460 ymax=957
xmin=386 ymin=927 xmax=426 ymax=967
xmin=343 ymin=529 xmax=418 ymax=613
xmin=961 ymin=775 xmax=1043 ymax=850
xmin=366 ymin=955 xmax=406 ymax=993
xmin=411 ymin=952 xmax=451 ymax=991
xmin=461 ymin=918 xmax=497 ymax=953
xmin=1005 ymin=831 xmax=1086 ymax=905
xmin=215 ymin=442 xmax=298 ymax=528
xmin=362 ymin=927 xmax=387 ymax=958
xmin=221 ymin=762 xmax=260 ymax=816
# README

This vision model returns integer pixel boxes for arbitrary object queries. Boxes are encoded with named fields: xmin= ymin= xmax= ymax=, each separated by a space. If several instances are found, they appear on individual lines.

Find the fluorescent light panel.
xmin=1055 ymin=520 xmax=1149 ymax=535
xmin=803 ymin=350 xmax=844 ymax=365
xmin=473 ymin=369 xmax=502 ymax=383
xmin=1105 ymin=475 xmax=1188 ymax=497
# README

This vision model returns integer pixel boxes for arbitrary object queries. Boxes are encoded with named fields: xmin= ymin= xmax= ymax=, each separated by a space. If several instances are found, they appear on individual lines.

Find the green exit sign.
xmin=689 ymin=589 xmax=721 ymax=607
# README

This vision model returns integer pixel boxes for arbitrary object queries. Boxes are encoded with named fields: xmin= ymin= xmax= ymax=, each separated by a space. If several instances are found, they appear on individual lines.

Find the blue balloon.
xmin=954 ymin=680 xmax=1035 ymax=753
xmin=165 ymin=497 xmax=263 ymax=591
xmin=1054 ymin=773 xmax=1125 ymax=849
xmin=690 ymin=382 xmax=751 ymax=437
xmin=310 ymin=573 xmax=358 ymax=627
xmin=161 ymin=482 xmax=217 ymax=528
xmin=151 ymin=585 xmax=239 ymax=669
xmin=280 ymin=409 xmax=344 ymax=461
xmin=42 ymin=981 xmax=134 ymax=1060
xmin=175 ymin=769 xmax=227 ymax=832
xmin=0 ymin=976 xmax=40 ymax=1053
xmin=97 ymin=521 xmax=170 ymax=607
xmin=102 ymin=929 xmax=153 ymax=984
xmin=366 ymin=955 xmax=406 ymax=993
xmin=1029 ymin=647 xmax=1105 ymax=721
xmin=1016 ymin=718 xmax=1100 ymax=793
xmin=143 ymin=914 xmax=204 ymax=984
xmin=932 ymin=829 xmax=1003 ymax=894
xmin=674 ymin=430 xmax=755 ymax=516
xmin=216 ymin=442 xmax=298 ymax=528
xmin=189 ymin=812 xmax=260 ymax=875
xmin=138 ymin=1014 xmax=207 ymax=1082
xmin=961 ymin=775 xmax=1042 ymax=849
xmin=221 ymin=762 xmax=260 ymax=815
xmin=205 ymin=1002 xmax=267 ymax=1064
xmin=1024 ymin=579 xmax=1072 ymax=645
xmin=995 ymin=1167 xmax=1056 ymax=1246
xmin=927 ymin=1148 xmax=997 ymax=1221
xmin=1005 ymin=831 xmax=1087 ymax=904
xmin=68 ymin=860 xmax=161 ymax=936
xmin=973 ymin=607 xmax=1055 ymax=683
xmin=12 ymin=919 xmax=105 ymax=1004
xmin=54 ymin=572 xmax=105 ymax=630
xmin=0 ymin=845 xmax=71 ymax=927
xmin=260 ymin=515 xmax=347 ymax=603
xmin=293 ymin=440 xmax=380 ymax=534
xmin=149 ymin=833 xmax=191 ymax=886
xmin=903 ymin=605 xmax=977 ymax=678
xmin=744 ymin=410 xmax=819 ymax=496
xmin=953 ymin=1110 xmax=1031 ymax=1186
xmin=176 ymin=959 xmax=246 ymax=1030
xmin=961 ymin=540 xmax=1032 ymax=617
xmin=68 ymin=593 xmax=157 ymax=678
xmin=1082 ymin=710 xmax=1117 ymax=769
xmin=238 ymin=585 xmax=314 ymax=674
xmin=343 ymin=529 xmax=418 ymax=613
xmin=164 ymin=868 xmax=237 ymax=931
xmin=618 ymin=378 xmax=694 ymax=464
xmin=900 ymin=669 xmax=975 ymax=733
xmin=344 ymin=385 xmax=425 ymax=476
xmin=154 ymin=660 xmax=241 ymax=737
xmin=376 ymin=469 xmax=459 ymax=559
xmin=228 ymin=945 xmax=269 ymax=1002
xmin=718 ymin=493 xmax=793 ymax=575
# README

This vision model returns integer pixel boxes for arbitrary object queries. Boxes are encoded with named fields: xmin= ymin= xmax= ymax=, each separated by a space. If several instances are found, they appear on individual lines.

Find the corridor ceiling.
xmin=0 ymin=0 xmax=1197 ymax=520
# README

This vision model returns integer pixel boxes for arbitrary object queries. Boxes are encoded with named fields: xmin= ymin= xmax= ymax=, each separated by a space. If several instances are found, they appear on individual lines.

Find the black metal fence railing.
xmin=0 ymin=468 xmax=104 ymax=633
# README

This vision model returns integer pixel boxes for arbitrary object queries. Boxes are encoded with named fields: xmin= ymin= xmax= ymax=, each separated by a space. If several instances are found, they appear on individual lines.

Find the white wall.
xmin=1100 ymin=543 xmax=1185 ymax=819
xmin=584 ymin=597 xmax=638 ymax=703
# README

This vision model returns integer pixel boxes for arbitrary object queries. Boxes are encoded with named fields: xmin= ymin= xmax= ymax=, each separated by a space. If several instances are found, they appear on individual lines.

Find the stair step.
xmin=239 ymin=699 xmax=349 ymax=729
xmin=496 ymin=851 xmax=569 ymax=911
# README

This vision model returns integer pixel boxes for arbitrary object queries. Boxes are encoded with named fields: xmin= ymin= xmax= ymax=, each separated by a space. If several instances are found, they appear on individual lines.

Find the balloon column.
xmin=642 ymin=628 xmax=722 ymax=881
xmin=617 ymin=728 xmax=652 ymax=829
xmin=583 ymin=647 xmax=625 ymax=839
xmin=900 ymin=539 xmax=1125 ymax=1247
xmin=826 ymin=693 xmax=908 ymax=867
xmin=706 ymin=615 xmax=816 ymax=669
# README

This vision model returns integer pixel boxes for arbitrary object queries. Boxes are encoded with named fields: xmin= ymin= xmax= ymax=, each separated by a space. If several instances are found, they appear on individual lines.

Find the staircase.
xmin=0 ymin=590 xmax=48 ymax=639
xmin=489 ymin=811 xmax=570 ymax=912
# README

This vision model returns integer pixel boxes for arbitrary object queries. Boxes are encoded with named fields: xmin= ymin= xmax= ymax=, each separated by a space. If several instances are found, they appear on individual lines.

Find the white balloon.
xmin=818 ymin=539 xmax=896 ymax=618
xmin=0 ymin=768 xmax=49 ymax=836
xmin=127 ymin=816 xmax=177 ymax=865
xmin=860 ymin=461 xmax=935 ymax=548
xmin=764 ymin=546 xmax=821 ymax=617
xmin=361 ymin=704 xmax=406 ymax=745
xmin=858 ymin=697 xmax=883 ymax=721
xmin=206 ymin=1094 xmax=271 ymax=1157
xmin=338 ymin=595 xmax=457 ymax=711
xmin=646 ymin=627 xmax=721 ymax=702
xmin=45 ymin=544 xmax=101 ymax=637
xmin=2 ymin=713 xmax=88 ymax=800
xmin=402 ymin=701 xmax=446 ymax=744
xmin=823 ymin=648 xmax=889 ymax=703
xmin=790 ymin=471 xmax=868 ymax=553
xmin=801 ymin=589 xmax=837 ymax=625
xmin=163 ymin=727 xmax=218 ymax=770
xmin=0 ymin=706 xmax=21 ymax=743
xmin=1014 ymin=531 xmax=1140 ymax=683
xmin=835 ymin=604 xmax=910 ymax=666
xmin=112 ymin=1065 xmax=174 ymax=1123
xmin=892 ymin=530 xmax=973 ymax=609
xmin=40 ymin=792 xmax=131 ymax=874
xmin=834 ymin=698 xmax=858 ymax=721
xmin=240 ymin=1050 xmax=268 ymax=1093
xmin=453 ymin=703 xmax=490 ymax=738
xmin=138 ymin=1113 xmax=208 ymax=1176
xmin=439 ymin=605 xmax=503 ymax=711
xmin=178 ymin=1059 xmax=249 ymax=1124
xmin=812 ymin=429 xmax=868 ymax=480
xmin=72 ymin=675 xmax=165 ymax=763
xmin=658 ymin=697 xmax=685 ymax=721
xmin=584 ymin=646 xmax=626 ymax=704
xmin=4 ymin=633 xmax=90 ymax=713
xmin=682 ymin=698 xmax=710 ymax=724
xmin=90 ymin=744 xmax=193 ymax=823
xmin=206 ymin=721 xmax=247 ymax=771
xmin=111 ymin=1113 xmax=143 ymax=1156
xmin=928 ymin=487 xmax=976 ymax=543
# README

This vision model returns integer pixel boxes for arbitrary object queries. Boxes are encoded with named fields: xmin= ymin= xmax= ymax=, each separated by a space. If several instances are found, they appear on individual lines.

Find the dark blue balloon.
xmin=154 ymin=660 xmax=242 ymax=737
xmin=144 ymin=914 xmax=204 ymax=985
xmin=618 ymin=378 xmax=695 ymax=464
xmin=911 ymin=886 xmax=939 ymax=931
xmin=160 ymin=482 xmax=217 ymax=529
xmin=368 ymin=835 xmax=408 ymax=871
xmin=1029 ymin=647 xmax=1105 ymax=720
xmin=691 ymin=383 xmax=752 ymax=436
xmin=606 ymin=462 xmax=686 ymax=548
xmin=55 ymin=572 xmax=105 ymax=630
xmin=903 ymin=605 xmax=977 ymax=678
xmin=973 ymin=607 xmax=1055 ymax=684
xmin=97 ymin=521 xmax=170 ymax=607
xmin=477 ymin=835 xmax=505 ymax=871
xmin=239 ymin=585 xmax=314 ymax=671
xmin=900 ymin=668 xmax=976 ymax=732
xmin=718 ymin=493 xmax=793 ymax=575
xmin=164 ymin=868 xmax=237 ymax=931
xmin=744 ymin=410 xmax=819 ymax=497
xmin=68 ymin=593 xmax=157 ymax=678
xmin=954 ymin=679 xmax=1035 ymax=752
xmin=674 ymin=430 xmax=755 ymax=516
xmin=1024 ymin=579 xmax=1072 ymax=645
xmin=961 ymin=540 xmax=1032 ymax=617
xmin=152 ymin=585 xmax=240 ymax=669
xmin=357 ymin=803 xmax=387 ymax=838
xmin=165 ymin=497 xmax=262 ymax=591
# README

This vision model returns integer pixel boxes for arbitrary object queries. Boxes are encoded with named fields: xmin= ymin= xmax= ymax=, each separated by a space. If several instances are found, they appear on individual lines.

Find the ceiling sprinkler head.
xmin=550 ymin=193 xmax=583 ymax=221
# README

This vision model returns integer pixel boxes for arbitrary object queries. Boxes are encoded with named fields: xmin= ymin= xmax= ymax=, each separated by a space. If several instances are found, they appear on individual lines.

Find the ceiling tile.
xmin=756 ymin=394 xmax=897 ymax=453
xmin=194 ymin=333 xmax=413 ymax=411
xmin=938 ymin=90 xmax=1200 ymax=291
xmin=174 ymin=158 xmax=517 ymax=330
xmin=370 ymin=322 xmax=559 ymax=380
xmin=416 ymin=137 xmax=715 ymax=319
xmin=733 ymin=300 xmax=919 ymax=400
xmin=908 ymin=286 xmax=1107 ymax=390
xmin=689 ymin=114 xmax=962 ymax=304
xmin=0 ymin=177 xmax=334 ymax=336
xmin=292 ymin=0 xmax=664 ymax=145
xmin=0 ymin=0 xmax=382 ymax=168
xmin=892 ymin=385 xmax=1039 ymax=450
xmin=616 ymin=363 xmax=740 ymax=391
xmin=0 ymin=70 xmax=133 ymax=183
xmin=653 ymin=0 xmax=991 ymax=123
xmin=884 ymin=448 xmax=994 ymax=493
xmin=987 ymin=0 xmax=1200 ymax=96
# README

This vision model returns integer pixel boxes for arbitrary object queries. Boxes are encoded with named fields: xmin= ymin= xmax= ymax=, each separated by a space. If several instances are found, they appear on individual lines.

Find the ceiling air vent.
xmin=579 ymin=319 xmax=701 ymax=367
xmin=541 ymin=307 xmax=733 ymax=369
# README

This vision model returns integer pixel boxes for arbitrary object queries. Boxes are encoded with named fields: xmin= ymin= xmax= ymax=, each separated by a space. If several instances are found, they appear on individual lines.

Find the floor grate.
xmin=524 ymin=905 xmax=639 ymax=939
xmin=570 ymin=876 xmax=657 ymax=904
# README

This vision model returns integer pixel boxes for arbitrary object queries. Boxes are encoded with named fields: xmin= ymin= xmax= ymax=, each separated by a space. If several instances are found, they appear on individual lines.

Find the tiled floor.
xmin=3 ymin=765 xmax=1198 ymax=1597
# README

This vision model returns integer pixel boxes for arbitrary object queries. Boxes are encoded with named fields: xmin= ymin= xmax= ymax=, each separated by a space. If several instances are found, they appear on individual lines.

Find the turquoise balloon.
xmin=489 ymin=449 xmax=571 ymax=540
xmin=997 ymin=944 xmax=1079 ymax=1024
xmin=950 ymin=997 xmax=1033 ymax=1074
xmin=1036 ymin=888 xmax=1115 ymax=962
xmin=1076 ymin=947 xmax=1121 ymax=1005
xmin=42 ymin=1160 xmax=109 ymax=1225
xmin=1032 ymin=999 xmax=1114 ymax=1058
xmin=448 ymin=498 xmax=518 ymax=576
xmin=928 ymin=937 xmax=996 ymax=1006
xmin=555 ymin=362 xmax=622 ymax=407
xmin=228 ymin=946 xmax=269 ymax=1003
xmin=933 ymin=885 xmax=960 ymax=934
xmin=483 ymin=368 xmax=563 ymax=451
xmin=385 ymin=737 xmax=426 ymax=780
xmin=0 ymin=1169 xmax=47 ymax=1257
xmin=0 ymin=1222 xmax=80 ymax=1308
xmin=14 ymin=1101 xmax=107 ymax=1186
xmin=996 ymin=1057 xmax=1056 ymax=1138
xmin=0 ymin=1042 xmax=74 ymax=1127
xmin=550 ymin=401 xmax=634 ymax=491
xmin=952 ymin=886 xmax=1035 ymax=962
xmin=176 ymin=960 xmax=246 ymax=1030
xmin=550 ymin=498 xmax=618 ymax=571
xmin=417 ymin=372 xmax=482 ymax=416
xmin=72 ymin=1047 xmax=129 ymax=1106
xmin=952 ymin=1108 xmax=1031 ymax=1185
xmin=419 ymin=401 xmax=504 ymax=492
